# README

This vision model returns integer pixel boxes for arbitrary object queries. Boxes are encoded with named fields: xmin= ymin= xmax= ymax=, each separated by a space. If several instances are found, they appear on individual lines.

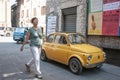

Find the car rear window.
xmin=15 ymin=28 xmax=25 ymax=33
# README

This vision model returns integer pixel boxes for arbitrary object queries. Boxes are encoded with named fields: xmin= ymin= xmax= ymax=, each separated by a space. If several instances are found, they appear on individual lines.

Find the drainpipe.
xmin=85 ymin=0 xmax=89 ymax=38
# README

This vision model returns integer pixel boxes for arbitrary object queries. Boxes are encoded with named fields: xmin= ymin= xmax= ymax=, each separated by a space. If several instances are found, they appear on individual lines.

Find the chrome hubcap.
xmin=70 ymin=61 xmax=79 ymax=72
xmin=41 ymin=51 xmax=45 ymax=59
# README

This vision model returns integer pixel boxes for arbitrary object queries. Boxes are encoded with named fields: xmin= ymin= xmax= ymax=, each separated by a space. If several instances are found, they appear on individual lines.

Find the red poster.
xmin=102 ymin=10 xmax=119 ymax=36
xmin=119 ymin=10 xmax=120 ymax=36
xmin=104 ymin=0 xmax=120 ymax=4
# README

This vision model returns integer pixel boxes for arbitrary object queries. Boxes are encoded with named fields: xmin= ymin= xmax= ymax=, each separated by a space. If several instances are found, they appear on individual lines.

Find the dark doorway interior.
xmin=103 ymin=48 xmax=120 ymax=67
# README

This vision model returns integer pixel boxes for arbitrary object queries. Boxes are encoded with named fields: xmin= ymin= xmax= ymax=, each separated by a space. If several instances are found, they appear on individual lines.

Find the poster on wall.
xmin=89 ymin=0 xmax=103 ymax=13
xmin=102 ymin=10 xmax=119 ymax=36
xmin=47 ymin=16 xmax=57 ymax=36
xmin=102 ymin=0 xmax=120 ymax=36
xmin=88 ymin=0 xmax=120 ymax=36
xmin=103 ymin=1 xmax=120 ymax=11
xmin=104 ymin=0 xmax=120 ymax=4
xmin=88 ymin=0 xmax=103 ymax=35
xmin=118 ymin=10 xmax=120 ymax=36
xmin=88 ymin=12 xmax=102 ymax=35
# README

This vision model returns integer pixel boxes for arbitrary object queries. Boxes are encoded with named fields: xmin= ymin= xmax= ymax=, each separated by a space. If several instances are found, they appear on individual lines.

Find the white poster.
xmin=90 ymin=0 xmax=103 ymax=12
xmin=47 ymin=16 xmax=57 ymax=36
xmin=103 ymin=1 xmax=120 ymax=11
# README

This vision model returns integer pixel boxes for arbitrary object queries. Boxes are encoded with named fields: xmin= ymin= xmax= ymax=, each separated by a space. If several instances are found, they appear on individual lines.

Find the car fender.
xmin=67 ymin=54 xmax=85 ymax=67
xmin=41 ymin=45 xmax=46 ymax=52
xmin=41 ymin=46 xmax=48 ymax=57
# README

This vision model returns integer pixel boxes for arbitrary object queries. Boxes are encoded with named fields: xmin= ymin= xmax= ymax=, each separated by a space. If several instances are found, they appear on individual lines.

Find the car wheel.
xmin=40 ymin=50 xmax=47 ymax=61
xmin=17 ymin=40 xmax=19 ymax=44
xmin=6 ymin=33 xmax=10 ymax=37
xmin=69 ymin=58 xmax=83 ymax=74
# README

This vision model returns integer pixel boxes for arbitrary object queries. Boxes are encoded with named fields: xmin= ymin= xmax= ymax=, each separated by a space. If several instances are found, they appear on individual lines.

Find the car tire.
xmin=17 ymin=40 xmax=19 ymax=44
xmin=40 ymin=50 xmax=47 ymax=61
xmin=69 ymin=58 xmax=83 ymax=74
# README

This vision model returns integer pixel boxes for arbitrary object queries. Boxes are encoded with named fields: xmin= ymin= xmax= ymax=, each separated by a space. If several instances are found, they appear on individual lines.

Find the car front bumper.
xmin=85 ymin=62 xmax=104 ymax=68
xmin=13 ymin=36 xmax=24 ymax=41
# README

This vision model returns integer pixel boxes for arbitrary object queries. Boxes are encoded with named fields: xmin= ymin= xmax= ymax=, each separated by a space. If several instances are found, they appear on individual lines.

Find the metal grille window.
xmin=26 ymin=0 xmax=30 ymax=2
xmin=21 ymin=0 xmax=24 ymax=5
xmin=26 ymin=9 xmax=29 ymax=17
xmin=34 ymin=8 xmax=36 ymax=16
xmin=41 ymin=6 xmax=46 ymax=15
xmin=21 ymin=10 xmax=24 ymax=18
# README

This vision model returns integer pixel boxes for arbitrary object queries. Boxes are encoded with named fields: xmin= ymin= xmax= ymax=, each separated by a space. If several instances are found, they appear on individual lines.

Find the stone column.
xmin=76 ymin=0 xmax=87 ymax=36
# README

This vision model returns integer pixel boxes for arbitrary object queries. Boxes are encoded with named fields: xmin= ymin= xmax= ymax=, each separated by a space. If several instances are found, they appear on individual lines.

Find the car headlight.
xmin=88 ymin=55 xmax=92 ymax=61
xmin=103 ymin=52 xmax=106 ymax=59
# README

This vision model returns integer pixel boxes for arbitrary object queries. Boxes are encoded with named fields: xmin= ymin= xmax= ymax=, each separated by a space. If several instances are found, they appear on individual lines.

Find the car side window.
xmin=55 ymin=35 xmax=67 ymax=44
xmin=47 ymin=34 xmax=54 ymax=43
xmin=55 ymin=35 xmax=61 ymax=44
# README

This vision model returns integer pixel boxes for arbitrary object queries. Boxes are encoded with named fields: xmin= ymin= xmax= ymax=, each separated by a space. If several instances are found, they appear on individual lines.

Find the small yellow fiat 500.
xmin=41 ymin=32 xmax=106 ymax=74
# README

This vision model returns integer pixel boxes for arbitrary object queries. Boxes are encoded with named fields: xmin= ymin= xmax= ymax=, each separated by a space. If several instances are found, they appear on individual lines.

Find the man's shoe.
xmin=35 ymin=74 xmax=43 ymax=79
xmin=25 ymin=64 xmax=31 ymax=72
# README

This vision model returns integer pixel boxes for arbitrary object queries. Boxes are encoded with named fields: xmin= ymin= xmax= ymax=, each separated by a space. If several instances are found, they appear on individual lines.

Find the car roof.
xmin=16 ymin=27 xmax=27 ymax=29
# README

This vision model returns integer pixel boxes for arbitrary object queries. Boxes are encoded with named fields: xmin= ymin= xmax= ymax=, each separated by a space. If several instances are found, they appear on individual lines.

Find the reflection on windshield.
xmin=15 ymin=28 xmax=25 ymax=33
xmin=68 ymin=34 xmax=86 ymax=44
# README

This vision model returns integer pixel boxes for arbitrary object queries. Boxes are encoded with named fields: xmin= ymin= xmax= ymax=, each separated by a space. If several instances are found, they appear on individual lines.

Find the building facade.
xmin=19 ymin=0 xmax=46 ymax=34
xmin=46 ymin=0 xmax=120 ymax=49
xmin=46 ymin=0 xmax=87 ymax=36
xmin=0 ymin=0 xmax=11 ymax=27
xmin=11 ymin=4 xmax=17 ymax=27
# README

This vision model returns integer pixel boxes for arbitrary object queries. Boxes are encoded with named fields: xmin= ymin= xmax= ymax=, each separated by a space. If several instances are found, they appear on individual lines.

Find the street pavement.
xmin=0 ymin=37 xmax=120 ymax=80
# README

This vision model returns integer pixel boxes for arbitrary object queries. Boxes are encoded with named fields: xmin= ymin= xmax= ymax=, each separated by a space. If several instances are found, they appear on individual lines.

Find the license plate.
xmin=15 ymin=36 xmax=20 ymax=39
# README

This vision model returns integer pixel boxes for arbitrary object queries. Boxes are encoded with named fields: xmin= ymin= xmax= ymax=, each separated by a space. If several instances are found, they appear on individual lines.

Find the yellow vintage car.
xmin=41 ymin=32 xmax=106 ymax=74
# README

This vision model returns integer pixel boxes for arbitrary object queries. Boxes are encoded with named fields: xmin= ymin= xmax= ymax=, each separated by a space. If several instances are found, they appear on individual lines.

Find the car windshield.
xmin=68 ymin=34 xmax=87 ymax=44
xmin=15 ymin=28 xmax=25 ymax=33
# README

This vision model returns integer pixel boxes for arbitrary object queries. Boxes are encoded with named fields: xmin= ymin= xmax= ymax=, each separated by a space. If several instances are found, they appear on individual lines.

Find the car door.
xmin=44 ymin=34 xmax=55 ymax=59
xmin=52 ymin=34 xmax=70 ymax=64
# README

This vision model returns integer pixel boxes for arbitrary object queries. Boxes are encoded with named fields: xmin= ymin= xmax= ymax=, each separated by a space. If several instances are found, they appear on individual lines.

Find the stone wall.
xmin=46 ymin=0 xmax=120 ymax=49
xmin=46 ymin=0 xmax=87 ymax=35
xmin=88 ymin=36 xmax=120 ymax=49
